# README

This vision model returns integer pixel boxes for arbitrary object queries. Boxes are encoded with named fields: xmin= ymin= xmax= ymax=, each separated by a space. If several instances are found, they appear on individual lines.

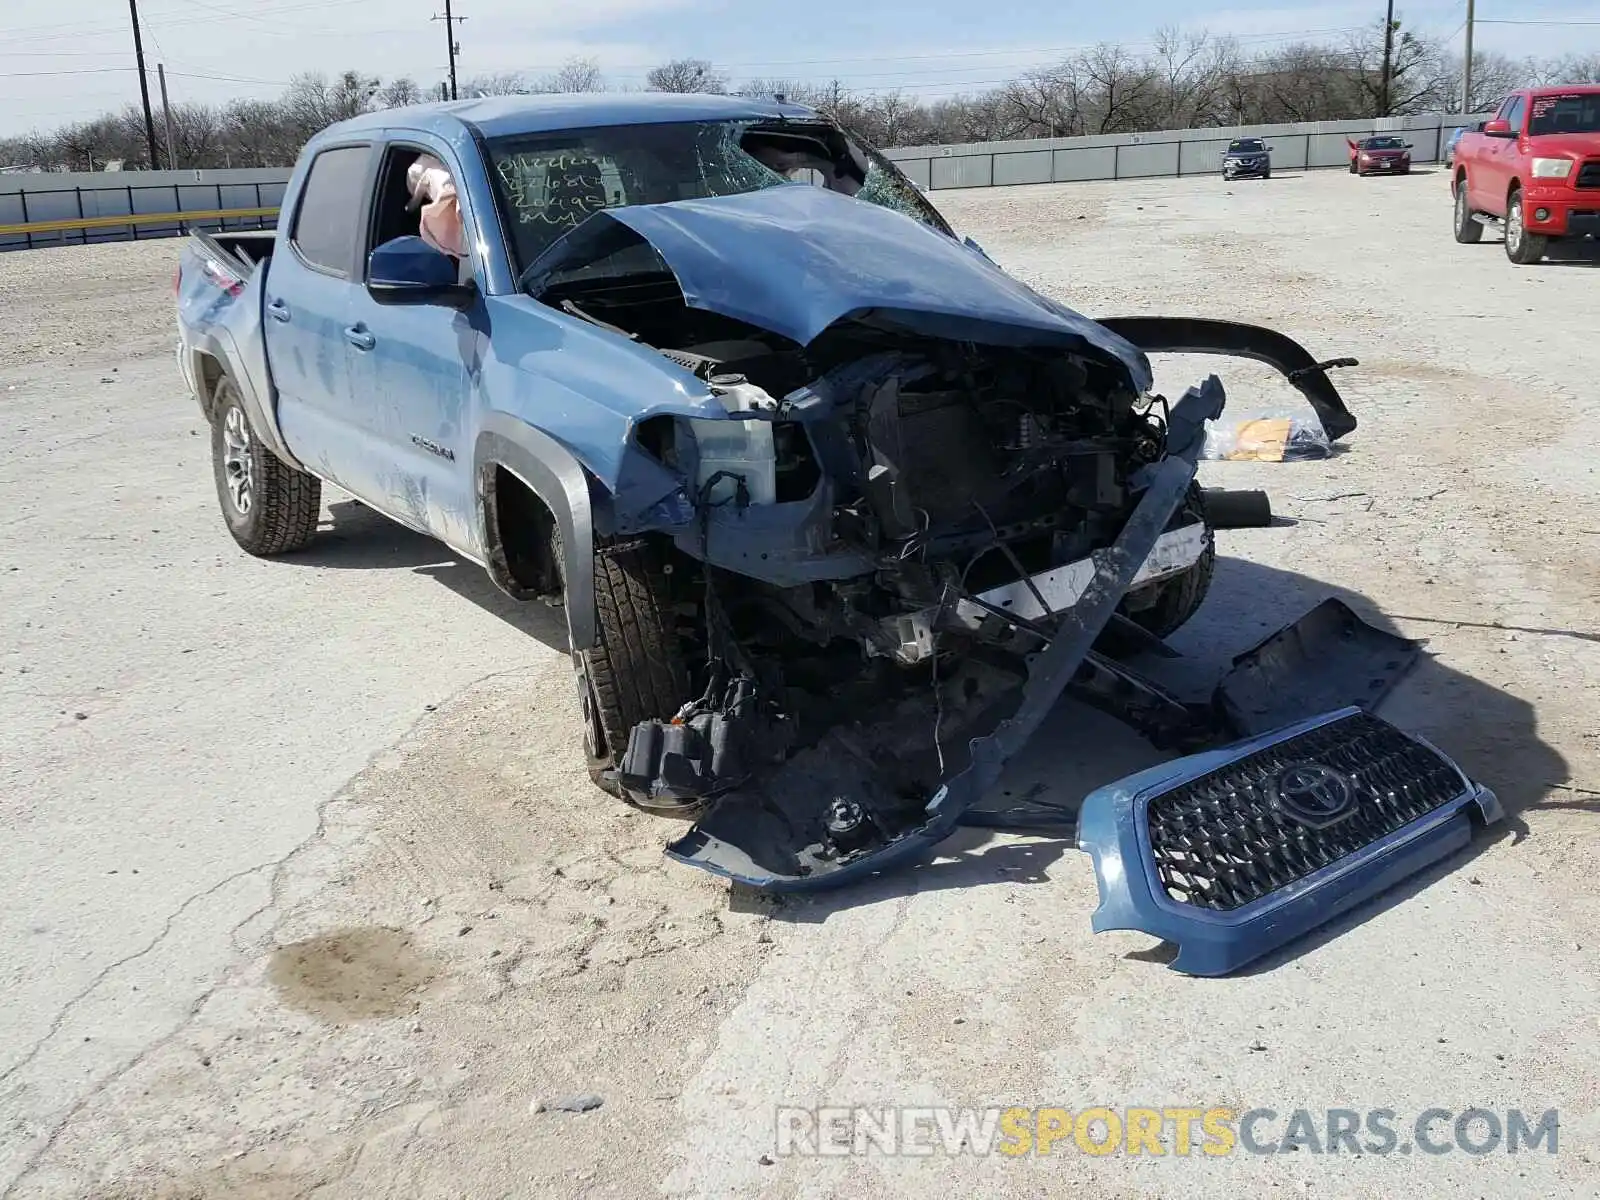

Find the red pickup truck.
xmin=1452 ymin=85 xmax=1600 ymax=264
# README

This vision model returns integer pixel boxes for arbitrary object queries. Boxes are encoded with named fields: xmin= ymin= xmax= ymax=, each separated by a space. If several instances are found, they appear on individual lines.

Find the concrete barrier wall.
xmin=886 ymin=112 xmax=1492 ymax=190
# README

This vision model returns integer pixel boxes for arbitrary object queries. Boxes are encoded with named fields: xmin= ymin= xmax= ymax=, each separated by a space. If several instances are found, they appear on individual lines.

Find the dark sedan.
xmin=1222 ymin=137 xmax=1272 ymax=180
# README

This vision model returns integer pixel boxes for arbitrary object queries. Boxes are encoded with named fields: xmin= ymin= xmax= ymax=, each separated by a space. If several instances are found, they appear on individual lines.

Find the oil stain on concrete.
xmin=267 ymin=927 xmax=438 ymax=1022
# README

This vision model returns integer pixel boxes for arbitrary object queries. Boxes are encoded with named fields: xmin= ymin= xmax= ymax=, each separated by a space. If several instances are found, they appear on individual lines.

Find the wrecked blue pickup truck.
xmin=176 ymin=94 xmax=1499 ymax=974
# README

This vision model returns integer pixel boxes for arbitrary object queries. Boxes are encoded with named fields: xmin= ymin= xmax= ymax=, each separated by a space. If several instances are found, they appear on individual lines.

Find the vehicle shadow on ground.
xmin=289 ymin=499 xmax=571 ymax=649
xmin=1544 ymin=241 xmax=1600 ymax=267
xmin=774 ymin=553 xmax=1567 ymax=969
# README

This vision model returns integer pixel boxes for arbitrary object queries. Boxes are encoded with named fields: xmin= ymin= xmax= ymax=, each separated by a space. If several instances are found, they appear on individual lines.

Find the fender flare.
xmin=186 ymin=329 xmax=304 ymax=468
xmin=1094 ymin=316 xmax=1358 ymax=442
xmin=475 ymin=413 xmax=597 ymax=653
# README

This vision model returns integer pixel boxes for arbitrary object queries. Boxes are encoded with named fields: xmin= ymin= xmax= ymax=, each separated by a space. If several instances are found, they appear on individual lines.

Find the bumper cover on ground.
xmin=1077 ymin=707 xmax=1502 ymax=976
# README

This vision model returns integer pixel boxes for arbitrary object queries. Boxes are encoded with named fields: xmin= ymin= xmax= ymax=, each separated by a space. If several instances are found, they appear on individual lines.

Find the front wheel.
xmin=565 ymin=535 xmax=698 ymax=810
xmin=1453 ymin=181 xmax=1484 ymax=243
xmin=210 ymin=379 xmax=321 ymax=555
xmin=1105 ymin=484 xmax=1214 ymax=652
xmin=1504 ymin=192 xmax=1547 ymax=264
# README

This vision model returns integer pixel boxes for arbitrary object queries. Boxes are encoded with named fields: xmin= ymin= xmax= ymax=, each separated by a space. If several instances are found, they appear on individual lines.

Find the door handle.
xmin=344 ymin=325 xmax=376 ymax=351
xmin=266 ymin=299 xmax=291 ymax=322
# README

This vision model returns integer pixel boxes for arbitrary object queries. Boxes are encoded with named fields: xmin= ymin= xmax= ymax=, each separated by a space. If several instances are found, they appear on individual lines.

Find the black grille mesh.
xmin=1576 ymin=161 xmax=1600 ymax=190
xmin=1145 ymin=713 xmax=1466 ymax=912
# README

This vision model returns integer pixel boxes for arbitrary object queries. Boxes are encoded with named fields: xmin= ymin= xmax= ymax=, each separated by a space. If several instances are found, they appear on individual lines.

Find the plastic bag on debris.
xmin=1202 ymin=410 xmax=1331 ymax=462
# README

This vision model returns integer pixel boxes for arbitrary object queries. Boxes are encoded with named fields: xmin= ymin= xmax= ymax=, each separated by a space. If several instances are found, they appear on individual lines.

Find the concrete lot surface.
xmin=2 ymin=169 xmax=1597 ymax=1198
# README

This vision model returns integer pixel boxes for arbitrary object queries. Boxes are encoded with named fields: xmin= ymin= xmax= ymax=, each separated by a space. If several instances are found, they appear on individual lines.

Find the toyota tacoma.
xmin=174 ymin=94 xmax=1498 ymax=974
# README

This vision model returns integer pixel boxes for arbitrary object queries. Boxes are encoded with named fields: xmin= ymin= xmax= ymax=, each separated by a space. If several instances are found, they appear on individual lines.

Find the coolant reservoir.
xmin=690 ymin=374 xmax=777 ymax=506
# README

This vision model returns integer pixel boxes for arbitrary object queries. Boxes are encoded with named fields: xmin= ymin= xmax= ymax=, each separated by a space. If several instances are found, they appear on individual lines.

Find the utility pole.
xmin=1461 ymin=0 xmax=1476 ymax=114
xmin=1379 ymin=0 xmax=1395 ymax=118
xmin=431 ymin=1 xmax=466 ymax=101
xmin=157 ymin=63 xmax=179 ymax=171
xmin=127 ymin=0 xmax=161 ymax=169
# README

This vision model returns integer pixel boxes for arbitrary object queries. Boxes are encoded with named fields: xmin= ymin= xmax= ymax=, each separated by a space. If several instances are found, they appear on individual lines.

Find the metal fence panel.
xmin=895 ymin=157 xmax=931 ymax=190
xmin=931 ymin=155 xmax=993 ymax=189
xmin=1178 ymin=139 xmax=1230 ymax=175
xmin=1115 ymin=141 xmax=1180 ymax=178
xmin=1053 ymin=146 xmax=1118 ymax=182
xmin=992 ymin=149 xmax=1053 ymax=186
xmin=1307 ymin=133 xmax=1358 ymax=169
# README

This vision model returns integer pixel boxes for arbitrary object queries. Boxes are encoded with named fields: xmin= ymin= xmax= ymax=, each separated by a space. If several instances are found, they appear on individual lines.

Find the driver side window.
xmin=1502 ymin=96 xmax=1526 ymax=135
xmin=368 ymin=144 xmax=476 ymax=284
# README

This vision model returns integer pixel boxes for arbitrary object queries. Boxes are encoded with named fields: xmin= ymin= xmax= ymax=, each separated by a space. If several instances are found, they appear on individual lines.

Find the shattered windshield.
xmin=1528 ymin=93 xmax=1600 ymax=136
xmin=483 ymin=118 xmax=951 ymax=277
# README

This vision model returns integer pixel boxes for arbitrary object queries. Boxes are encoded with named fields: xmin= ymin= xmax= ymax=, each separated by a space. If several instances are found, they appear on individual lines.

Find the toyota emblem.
xmin=1266 ymin=762 xmax=1358 ymax=828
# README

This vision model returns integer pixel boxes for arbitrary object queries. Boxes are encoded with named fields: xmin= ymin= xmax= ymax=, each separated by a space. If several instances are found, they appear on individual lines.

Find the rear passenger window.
xmin=291 ymin=146 xmax=371 ymax=276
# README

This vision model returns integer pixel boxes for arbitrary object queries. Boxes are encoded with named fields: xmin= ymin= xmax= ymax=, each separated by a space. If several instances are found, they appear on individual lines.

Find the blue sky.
xmin=4 ymin=0 xmax=1599 ymax=136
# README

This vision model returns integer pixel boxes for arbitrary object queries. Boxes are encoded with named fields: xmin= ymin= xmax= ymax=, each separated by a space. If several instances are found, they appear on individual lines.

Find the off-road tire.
xmin=565 ymin=535 xmax=695 ymax=808
xmin=210 ymin=378 xmax=321 ymax=555
xmin=1105 ymin=483 xmax=1215 ymax=651
xmin=1504 ymin=191 xmax=1547 ymax=265
xmin=1453 ymin=178 xmax=1483 ymax=243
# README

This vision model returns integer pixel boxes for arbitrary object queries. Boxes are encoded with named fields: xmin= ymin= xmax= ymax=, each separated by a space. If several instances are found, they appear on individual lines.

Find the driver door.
xmin=343 ymin=138 xmax=487 ymax=557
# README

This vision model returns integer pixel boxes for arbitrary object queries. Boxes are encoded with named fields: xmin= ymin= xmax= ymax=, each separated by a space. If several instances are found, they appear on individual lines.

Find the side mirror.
xmin=367 ymin=236 xmax=475 ymax=309
xmin=1483 ymin=119 xmax=1514 ymax=138
xmin=1403 ymin=142 xmax=1413 ymax=149
xmin=1266 ymin=144 xmax=1275 ymax=151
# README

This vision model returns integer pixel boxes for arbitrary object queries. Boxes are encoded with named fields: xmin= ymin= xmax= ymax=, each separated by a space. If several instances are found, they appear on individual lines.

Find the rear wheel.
xmin=1504 ymin=191 xmax=1547 ymax=264
xmin=210 ymin=378 xmax=321 ymax=555
xmin=1454 ymin=179 xmax=1483 ymax=243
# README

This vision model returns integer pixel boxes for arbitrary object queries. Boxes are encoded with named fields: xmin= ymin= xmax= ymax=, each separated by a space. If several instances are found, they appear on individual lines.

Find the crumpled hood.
xmin=523 ymin=185 xmax=1152 ymax=390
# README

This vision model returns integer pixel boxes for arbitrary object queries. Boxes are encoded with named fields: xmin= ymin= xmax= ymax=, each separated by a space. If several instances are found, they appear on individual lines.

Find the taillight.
xmin=201 ymin=259 xmax=243 ymax=298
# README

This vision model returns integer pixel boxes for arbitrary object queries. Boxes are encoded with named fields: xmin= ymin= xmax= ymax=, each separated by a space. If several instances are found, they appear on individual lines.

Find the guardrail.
xmin=0 ymin=206 xmax=279 ymax=239
xmin=0 ymin=176 xmax=284 ymax=251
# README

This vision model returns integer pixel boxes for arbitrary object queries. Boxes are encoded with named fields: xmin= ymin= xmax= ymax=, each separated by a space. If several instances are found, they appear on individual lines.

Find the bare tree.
xmin=929 ymin=92 xmax=1022 ymax=143
xmin=1075 ymin=43 xmax=1159 ymax=133
xmin=461 ymin=72 xmax=533 ymax=96
xmin=529 ymin=57 xmax=604 ymax=94
xmin=1001 ymin=63 xmax=1088 ymax=138
xmin=375 ymin=78 xmax=424 ymax=110
xmin=860 ymin=91 xmax=932 ymax=147
xmin=1540 ymin=53 xmax=1600 ymax=85
xmin=646 ymin=59 xmax=727 ymax=94
xmin=1344 ymin=18 xmax=1441 ymax=117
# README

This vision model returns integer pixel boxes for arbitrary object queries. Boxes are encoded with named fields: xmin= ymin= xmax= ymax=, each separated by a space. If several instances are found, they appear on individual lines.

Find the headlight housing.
xmin=1531 ymin=157 xmax=1575 ymax=179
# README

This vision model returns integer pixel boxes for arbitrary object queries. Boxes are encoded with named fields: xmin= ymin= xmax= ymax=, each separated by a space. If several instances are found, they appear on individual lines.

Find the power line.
xmin=1474 ymin=17 xmax=1600 ymax=25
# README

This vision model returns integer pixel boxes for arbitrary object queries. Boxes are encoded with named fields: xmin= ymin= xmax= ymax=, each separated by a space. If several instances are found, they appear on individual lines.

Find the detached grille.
xmin=1145 ymin=713 xmax=1465 ymax=912
xmin=1576 ymin=161 xmax=1600 ymax=190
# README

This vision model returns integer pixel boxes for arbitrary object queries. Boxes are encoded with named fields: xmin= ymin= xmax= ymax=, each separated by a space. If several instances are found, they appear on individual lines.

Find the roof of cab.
xmin=321 ymin=91 xmax=821 ymax=141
